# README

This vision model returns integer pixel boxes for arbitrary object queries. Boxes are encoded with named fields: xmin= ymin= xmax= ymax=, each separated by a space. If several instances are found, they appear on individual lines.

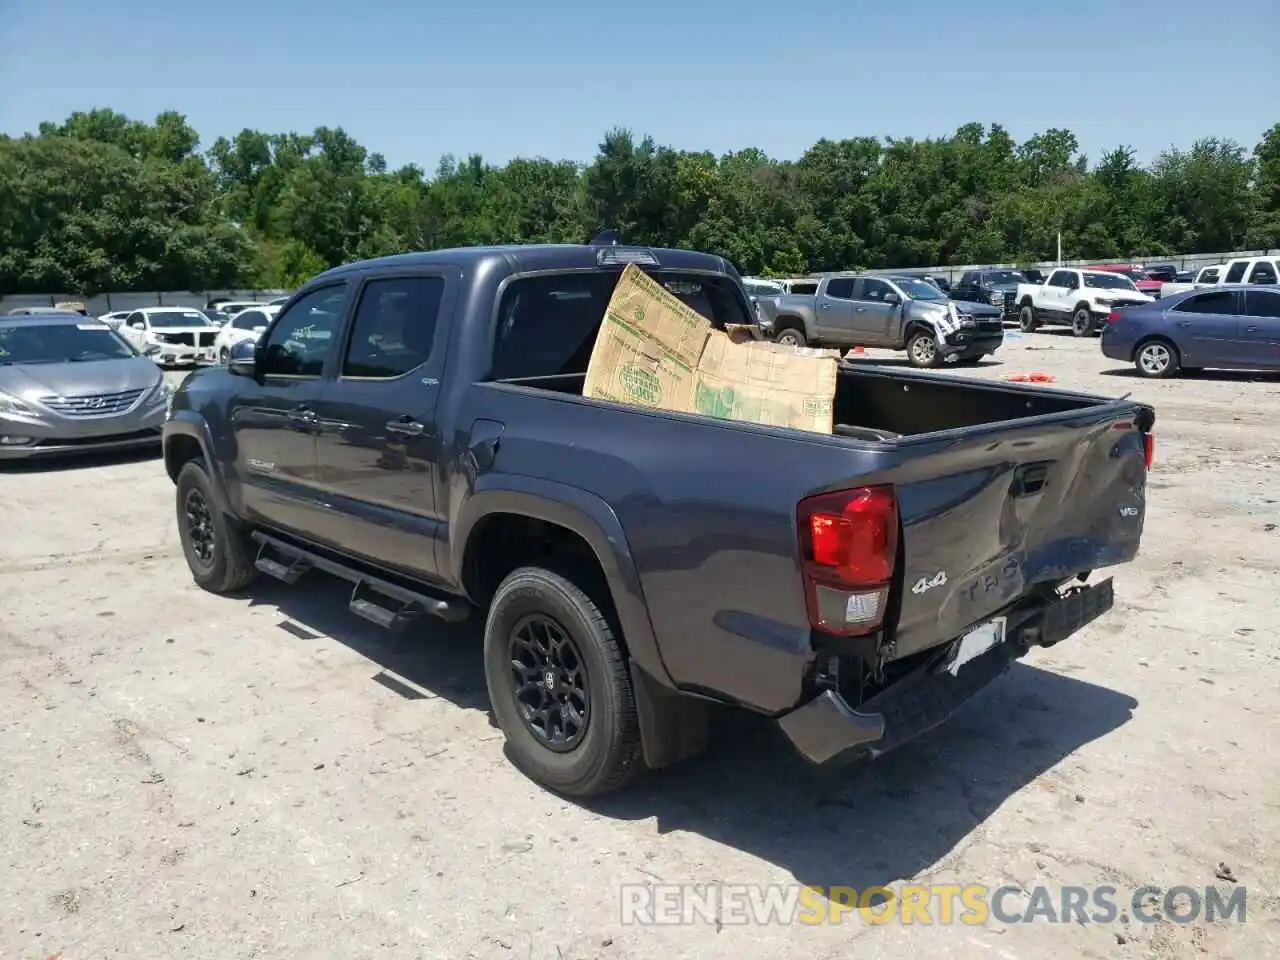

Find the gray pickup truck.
xmin=162 ymin=239 xmax=1154 ymax=799
xmin=770 ymin=274 xmax=1005 ymax=367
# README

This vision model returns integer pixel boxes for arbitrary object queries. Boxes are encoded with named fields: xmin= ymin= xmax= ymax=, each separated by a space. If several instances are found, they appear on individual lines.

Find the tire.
xmin=484 ymin=566 xmax=642 ymax=798
xmin=1133 ymin=339 xmax=1180 ymax=379
xmin=906 ymin=329 xmax=942 ymax=368
xmin=1071 ymin=306 xmax=1095 ymax=337
xmin=774 ymin=325 xmax=807 ymax=348
xmin=219 ymin=347 xmax=230 ymax=365
xmin=174 ymin=460 xmax=258 ymax=594
xmin=1018 ymin=304 xmax=1039 ymax=332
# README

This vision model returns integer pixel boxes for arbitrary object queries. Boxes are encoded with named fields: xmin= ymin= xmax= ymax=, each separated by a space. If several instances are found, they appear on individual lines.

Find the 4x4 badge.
xmin=911 ymin=571 xmax=947 ymax=594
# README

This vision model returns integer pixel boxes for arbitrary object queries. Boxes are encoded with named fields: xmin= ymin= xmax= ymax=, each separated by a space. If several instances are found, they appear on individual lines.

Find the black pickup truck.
xmin=162 ymin=240 xmax=1155 ymax=798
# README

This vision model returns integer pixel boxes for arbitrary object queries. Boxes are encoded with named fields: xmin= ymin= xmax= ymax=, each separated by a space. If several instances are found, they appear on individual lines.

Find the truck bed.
xmin=477 ymin=362 xmax=1151 ymax=714
xmin=495 ymin=363 xmax=1111 ymax=441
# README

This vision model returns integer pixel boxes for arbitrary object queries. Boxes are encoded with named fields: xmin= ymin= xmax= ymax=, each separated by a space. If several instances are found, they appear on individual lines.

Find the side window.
xmin=342 ymin=276 xmax=445 ymax=379
xmin=1047 ymin=270 xmax=1071 ymax=288
xmin=1174 ymin=291 xmax=1237 ymax=315
xmin=1199 ymin=268 xmax=1220 ymax=283
xmin=233 ymin=310 xmax=264 ymax=330
xmin=127 ymin=311 xmax=144 ymax=327
xmin=1247 ymin=261 xmax=1277 ymax=284
xmin=1244 ymin=291 xmax=1280 ymax=318
xmin=824 ymin=278 xmax=856 ymax=299
xmin=1223 ymin=262 xmax=1249 ymax=283
xmin=259 ymin=284 xmax=348 ymax=377
xmin=790 ymin=281 xmax=819 ymax=295
xmin=859 ymin=279 xmax=893 ymax=301
xmin=958 ymin=272 xmax=975 ymax=287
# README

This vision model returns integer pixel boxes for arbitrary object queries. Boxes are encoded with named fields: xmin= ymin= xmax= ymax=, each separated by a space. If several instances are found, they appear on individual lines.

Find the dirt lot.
xmin=2 ymin=334 xmax=1278 ymax=960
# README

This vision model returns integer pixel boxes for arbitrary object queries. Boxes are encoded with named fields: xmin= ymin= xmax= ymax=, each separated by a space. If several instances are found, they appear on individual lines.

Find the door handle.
xmin=385 ymin=417 xmax=425 ymax=437
xmin=855 ymin=306 xmax=867 ymax=312
xmin=287 ymin=406 xmax=317 ymax=431
xmin=1246 ymin=325 xmax=1258 ymax=333
xmin=1176 ymin=320 xmax=1191 ymax=328
xmin=819 ymin=303 xmax=831 ymax=310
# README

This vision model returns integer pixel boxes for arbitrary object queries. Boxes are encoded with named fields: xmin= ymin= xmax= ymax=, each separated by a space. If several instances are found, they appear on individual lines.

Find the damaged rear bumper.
xmin=777 ymin=577 xmax=1114 ymax=766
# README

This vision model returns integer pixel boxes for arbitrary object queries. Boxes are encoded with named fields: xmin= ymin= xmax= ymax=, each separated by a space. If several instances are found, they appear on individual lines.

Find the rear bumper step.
xmin=249 ymin=531 xmax=471 ymax=628
xmin=778 ymin=577 xmax=1114 ymax=766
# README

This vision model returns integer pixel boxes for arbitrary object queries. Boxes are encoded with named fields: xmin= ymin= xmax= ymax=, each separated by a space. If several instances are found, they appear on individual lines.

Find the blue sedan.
xmin=1100 ymin=285 xmax=1280 ymax=378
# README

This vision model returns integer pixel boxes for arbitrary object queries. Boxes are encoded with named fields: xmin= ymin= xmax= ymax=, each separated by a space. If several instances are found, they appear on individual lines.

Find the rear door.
xmin=309 ymin=269 xmax=457 ymax=582
xmin=812 ymin=277 xmax=858 ymax=343
xmin=1239 ymin=289 xmax=1280 ymax=367
xmin=883 ymin=401 xmax=1152 ymax=660
xmin=1168 ymin=289 xmax=1242 ymax=367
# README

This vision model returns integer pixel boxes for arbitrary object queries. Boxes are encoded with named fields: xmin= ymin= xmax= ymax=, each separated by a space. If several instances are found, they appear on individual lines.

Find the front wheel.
xmin=774 ymin=326 xmax=807 ymax=348
xmin=906 ymin=330 xmax=943 ymax=368
xmin=219 ymin=346 xmax=230 ymax=365
xmin=1134 ymin=339 xmax=1180 ymax=379
xmin=484 ymin=567 xmax=642 ymax=798
xmin=174 ymin=460 xmax=258 ymax=594
xmin=1018 ymin=304 xmax=1039 ymax=332
xmin=1071 ymin=308 xmax=1095 ymax=337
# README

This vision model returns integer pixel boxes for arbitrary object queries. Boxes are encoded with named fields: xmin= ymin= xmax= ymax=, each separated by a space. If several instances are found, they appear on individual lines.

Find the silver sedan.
xmin=0 ymin=313 xmax=173 ymax=460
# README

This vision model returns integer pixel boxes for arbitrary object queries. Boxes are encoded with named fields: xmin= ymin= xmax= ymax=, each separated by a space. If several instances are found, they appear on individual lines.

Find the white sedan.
xmin=117 ymin=307 xmax=220 ymax=366
xmin=213 ymin=305 xmax=278 ymax=364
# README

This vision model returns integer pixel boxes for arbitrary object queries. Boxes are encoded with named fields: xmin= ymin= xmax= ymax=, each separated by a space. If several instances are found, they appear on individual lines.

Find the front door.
xmin=812 ymin=277 xmax=858 ymax=343
xmin=1239 ymin=289 xmax=1280 ymax=366
xmin=848 ymin=277 xmax=898 ymax=346
xmin=311 ymin=272 xmax=454 ymax=583
xmin=228 ymin=282 xmax=351 ymax=533
xmin=1167 ymin=289 xmax=1241 ymax=367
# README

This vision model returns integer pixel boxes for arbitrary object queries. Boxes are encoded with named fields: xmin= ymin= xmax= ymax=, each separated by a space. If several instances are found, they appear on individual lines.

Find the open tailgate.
xmin=885 ymin=399 xmax=1153 ymax=661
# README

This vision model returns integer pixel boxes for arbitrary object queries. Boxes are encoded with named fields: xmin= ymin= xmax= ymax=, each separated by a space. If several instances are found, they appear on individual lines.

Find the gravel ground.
xmin=2 ymin=337 xmax=1278 ymax=960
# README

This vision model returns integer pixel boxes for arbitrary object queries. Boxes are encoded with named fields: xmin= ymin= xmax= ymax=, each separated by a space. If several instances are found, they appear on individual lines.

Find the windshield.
xmin=893 ymin=278 xmax=947 ymax=301
xmin=0 ymin=322 xmax=138 ymax=364
xmin=148 ymin=311 xmax=212 ymax=328
xmin=984 ymin=270 xmax=1025 ymax=286
xmin=1083 ymin=273 xmax=1139 ymax=291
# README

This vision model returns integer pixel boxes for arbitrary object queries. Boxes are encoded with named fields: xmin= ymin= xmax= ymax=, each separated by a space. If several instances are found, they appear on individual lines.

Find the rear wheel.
xmin=1134 ymin=339 xmax=1180 ymax=379
xmin=1018 ymin=304 xmax=1039 ymax=332
xmin=484 ymin=567 xmax=642 ymax=798
xmin=906 ymin=329 xmax=942 ymax=368
xmin=1071 ymin=306 xmax=1095 ymax=337
xmin=774 ymin=325 xmax=807 ymax=348
xmin=219 ymin=346 xmax=230 ymax=365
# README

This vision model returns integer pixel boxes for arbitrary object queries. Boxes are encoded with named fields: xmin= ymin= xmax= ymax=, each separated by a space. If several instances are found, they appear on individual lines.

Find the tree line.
xmin=0 ymin=108 xmax=1277 ymax=295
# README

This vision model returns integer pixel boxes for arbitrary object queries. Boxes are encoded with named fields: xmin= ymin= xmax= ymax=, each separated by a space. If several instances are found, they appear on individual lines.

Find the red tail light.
xmin=797 ymin=485 xmax=898 ymax=636
xmin=1107 ymin=310 xmax=1123 ymax=323
xmin=1143 ymin=433 xmax=1155 ymax=469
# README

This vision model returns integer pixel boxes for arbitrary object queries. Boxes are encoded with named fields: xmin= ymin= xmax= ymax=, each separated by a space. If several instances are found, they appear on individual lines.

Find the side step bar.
xmin=250 ymin=531 xmax=471 ymax=628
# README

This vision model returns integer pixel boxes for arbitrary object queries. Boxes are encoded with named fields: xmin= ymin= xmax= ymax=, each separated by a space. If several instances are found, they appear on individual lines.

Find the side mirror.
xmin=253 ymin=326 xmax=267 ymax=334
xmin=883 ymin=292 xmax=901 ymax=305
xmin=227 ymin=339 xmax=258 ymax=377
xmin=130 ymin=321 xmax=145 ymax=329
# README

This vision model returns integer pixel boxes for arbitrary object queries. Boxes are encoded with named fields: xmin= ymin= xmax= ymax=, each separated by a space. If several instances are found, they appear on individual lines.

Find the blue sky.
xmin=1 ymin=0 xmax=1274 ymax=172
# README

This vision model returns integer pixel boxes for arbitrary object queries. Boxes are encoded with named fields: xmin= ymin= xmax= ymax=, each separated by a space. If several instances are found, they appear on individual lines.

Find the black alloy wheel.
xmin=508 ymin=613 xmax=590 ymax=751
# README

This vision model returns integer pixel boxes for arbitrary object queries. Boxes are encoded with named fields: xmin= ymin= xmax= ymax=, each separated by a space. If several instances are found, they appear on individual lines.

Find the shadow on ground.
xmin=250 ymin=571 xmax=1137 ymax=895
xmin=1101 ymin=366 xmax=1280 ymax=382
xmin=0 ymin=445 xmax=161 ymax=474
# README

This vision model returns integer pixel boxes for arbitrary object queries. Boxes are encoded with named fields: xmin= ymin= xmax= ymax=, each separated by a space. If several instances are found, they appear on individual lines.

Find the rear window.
xmin=489 ymin=270 xmax=750 ymax=381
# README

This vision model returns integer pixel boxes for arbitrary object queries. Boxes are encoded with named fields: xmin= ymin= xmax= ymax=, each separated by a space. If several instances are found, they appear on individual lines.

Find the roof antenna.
xmin=593 ymin=229 xmax=620 ymax=246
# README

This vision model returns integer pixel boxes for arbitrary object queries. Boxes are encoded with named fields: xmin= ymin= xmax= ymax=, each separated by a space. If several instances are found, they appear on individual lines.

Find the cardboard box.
xmin=584 ymin=264 xmax=839 ymax=434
